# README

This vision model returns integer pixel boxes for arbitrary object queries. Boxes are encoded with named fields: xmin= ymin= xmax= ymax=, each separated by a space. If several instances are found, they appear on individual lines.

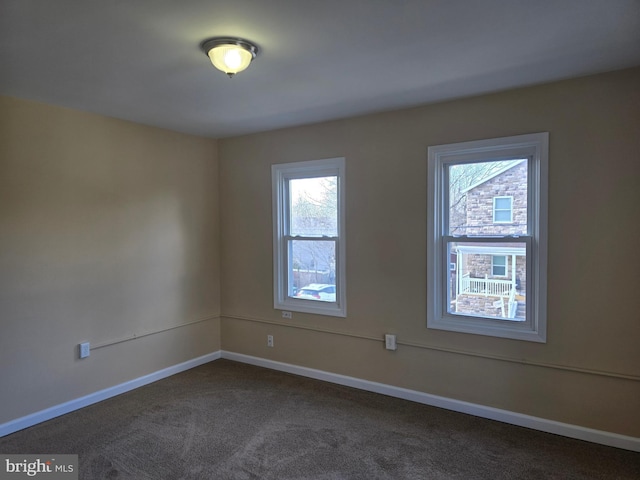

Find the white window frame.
xmin=493 ymin=196 xmax=513 ymax=223
xmin=272 ymin=157 xmax=346 ymax=317
xmin=427 ymin=133 xmax=548 ymax=342
xmin=492 ymin=255 xmax=507 ymax=277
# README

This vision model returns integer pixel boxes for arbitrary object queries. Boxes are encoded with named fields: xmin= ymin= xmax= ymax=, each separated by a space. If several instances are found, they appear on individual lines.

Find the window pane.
xmin=448 ymin=160 xmax=527 ymax=235
xmin=494 ymin=209 xmax=511 ymax=222
xmin=290 ymin=176 xmax=337 ymax=236
xmin=494 ymin=197 xmax=511 ymax=210
xmin=289 ymin=239 xmax=336 ymax=301
xmin=492 ymin=255 xmax=507 ymax=276
xmin=493 ymin=255 xmax=506 ymax=266
xmin=447 ymin=241 xmax=526 ymax=321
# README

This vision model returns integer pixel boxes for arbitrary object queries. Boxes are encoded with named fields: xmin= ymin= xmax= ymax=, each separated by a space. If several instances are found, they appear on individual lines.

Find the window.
xmin=492 ymin=255 xmax=507 ymax=276
xmin=493 ymin=196 xmax=513 ymax=223
xmin=272 ymin=158 xmax=346 ymax=317
xmin=427 ymin=133 xmax=548 ymax=342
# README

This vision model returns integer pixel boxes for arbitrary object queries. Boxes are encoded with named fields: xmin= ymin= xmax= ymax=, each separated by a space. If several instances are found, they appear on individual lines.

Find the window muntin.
xmin=492 ymin=255 xmax=507 ymax=276
xmin=273 ymin=158 xmax=346 ymax=317
xmin=428 ymin=133 xmax=548 ymax=342
xmin=493 ymin=197 xmax=513 ymax=223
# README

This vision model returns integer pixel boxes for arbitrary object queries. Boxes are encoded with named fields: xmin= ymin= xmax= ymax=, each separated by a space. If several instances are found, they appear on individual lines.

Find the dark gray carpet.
xmin=1 ymin=359 xmax=639 ymax=479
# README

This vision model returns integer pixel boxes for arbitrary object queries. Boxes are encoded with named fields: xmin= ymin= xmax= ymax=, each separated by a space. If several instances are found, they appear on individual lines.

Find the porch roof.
xmin=454 ymin=245 xmax=525 ymax=256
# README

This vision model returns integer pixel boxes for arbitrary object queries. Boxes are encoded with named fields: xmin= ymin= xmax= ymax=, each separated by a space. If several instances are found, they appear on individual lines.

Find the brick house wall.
xmin=464 ymin=161 xmax=527 ymax=236
xmin=455 ymin=295 xmax=503 ymax=317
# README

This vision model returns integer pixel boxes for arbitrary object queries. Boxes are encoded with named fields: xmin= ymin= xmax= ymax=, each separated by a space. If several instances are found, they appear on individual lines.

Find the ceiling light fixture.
xmin=201 ymin=37 xmax=259 ymax=78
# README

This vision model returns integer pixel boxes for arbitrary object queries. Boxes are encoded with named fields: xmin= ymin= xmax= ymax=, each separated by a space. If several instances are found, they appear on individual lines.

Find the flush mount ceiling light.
xmin=201 ymin=37 xmax=259 ymax=78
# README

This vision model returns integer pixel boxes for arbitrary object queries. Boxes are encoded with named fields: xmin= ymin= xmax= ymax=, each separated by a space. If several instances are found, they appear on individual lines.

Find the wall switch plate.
xmin=79 ymin=342 xmax=90 ymax=358
xmin=385 ymin=334 xmax=397 ymax=351
xmin=282 ymin=311 xmax=292 ymax=319
xmin=267 ymin=335 xmax=274 ymax=347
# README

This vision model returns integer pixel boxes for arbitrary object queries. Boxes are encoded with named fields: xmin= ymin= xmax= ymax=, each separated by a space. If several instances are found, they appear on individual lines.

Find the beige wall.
xmin=219 ymin=67 xmax=640 ymax=437
xmin=0 ymin=96 xmax=221 ymax=423
xmin=2 ymin=68 xmax=638 ymax=438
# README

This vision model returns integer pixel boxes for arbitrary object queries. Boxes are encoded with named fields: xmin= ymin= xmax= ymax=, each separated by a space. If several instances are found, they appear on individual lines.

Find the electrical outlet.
xmin=267 ymin=335 xmax=274 ymax=347
xmin=79 ymin=342 xmax=90 ymax=358
xmin=384 ymin=334 xmax=397 ymax=351
xmin=282 ymin=311 xmax=292 ymax=319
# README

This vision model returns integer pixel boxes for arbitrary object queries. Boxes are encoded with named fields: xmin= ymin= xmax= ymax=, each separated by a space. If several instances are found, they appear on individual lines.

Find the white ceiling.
xmin=1 ymin=0 xmax=639 ymax=139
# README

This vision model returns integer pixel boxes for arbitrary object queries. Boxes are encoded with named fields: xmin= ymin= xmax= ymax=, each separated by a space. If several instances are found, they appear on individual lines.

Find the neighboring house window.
xmin=493 ymin=196 xmax=513 ymax=223
xmin=492 ymin=255 xmax=507 ymax=276
xmin=272 ymin=157 xmax=346 ymax=317
xmin=427 ymin=133 xmax=548 ymax=342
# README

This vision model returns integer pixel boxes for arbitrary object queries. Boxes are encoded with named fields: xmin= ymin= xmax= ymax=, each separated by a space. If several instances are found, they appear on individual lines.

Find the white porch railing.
xmin=490 ymin=290 xmax=519 ymax=319
xmin=460 ymin=273 xmax=514 ymax=297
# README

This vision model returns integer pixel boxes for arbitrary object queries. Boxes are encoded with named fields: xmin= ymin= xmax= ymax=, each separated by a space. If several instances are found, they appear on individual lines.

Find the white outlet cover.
xmin=385 ymin=334 xmax=397 ymax=351
xmin=79 ymin=342 xmax=90 ymax=358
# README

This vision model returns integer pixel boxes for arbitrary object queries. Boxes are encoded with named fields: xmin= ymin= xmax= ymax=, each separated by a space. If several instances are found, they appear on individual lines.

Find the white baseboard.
xmin=0 ymin=351 xmax=221 ymax=438
xmin=221 ymin=351 xmax=640 ymax=452
xmin=3 ymin=350 xmax=637 ymax=452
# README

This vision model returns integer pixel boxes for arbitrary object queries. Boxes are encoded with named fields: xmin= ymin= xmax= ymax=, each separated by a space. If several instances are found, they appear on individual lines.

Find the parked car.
xmin=295 ymin=284 xmax=336 ymax=302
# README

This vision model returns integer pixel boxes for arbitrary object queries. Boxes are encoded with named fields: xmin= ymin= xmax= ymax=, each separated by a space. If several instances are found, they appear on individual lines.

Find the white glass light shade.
xmin=202 ymin=38 xmax=258 ymax=77
xmin=208 ymin=45 xmax=252 ymax=75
